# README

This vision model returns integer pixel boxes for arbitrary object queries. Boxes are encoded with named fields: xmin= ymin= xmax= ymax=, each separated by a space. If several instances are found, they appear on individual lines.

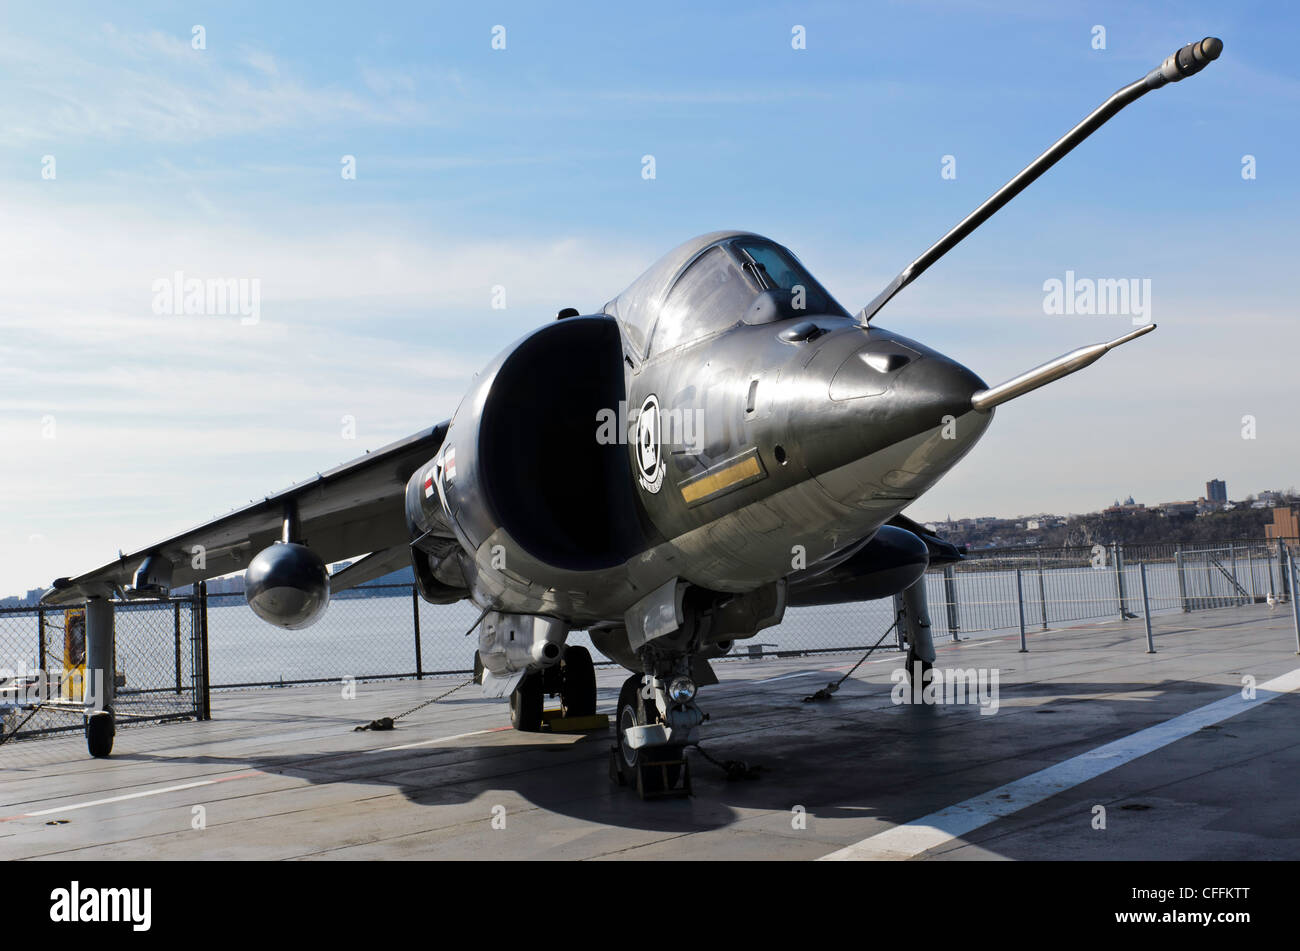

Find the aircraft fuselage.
xmin=405 ymin=232 xmax=991 ymax=633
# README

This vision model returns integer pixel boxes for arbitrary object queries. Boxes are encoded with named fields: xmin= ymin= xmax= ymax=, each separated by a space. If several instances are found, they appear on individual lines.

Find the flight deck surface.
xmin=3 ymin=603 xmax=1296 ymax=861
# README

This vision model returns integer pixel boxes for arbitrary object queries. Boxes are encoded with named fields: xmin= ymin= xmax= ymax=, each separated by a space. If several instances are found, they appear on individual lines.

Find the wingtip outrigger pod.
xmin=970 ymin=323 xmax=1156 ymax=412
xmin=857 ymin=37 xmax=1223 ymax=325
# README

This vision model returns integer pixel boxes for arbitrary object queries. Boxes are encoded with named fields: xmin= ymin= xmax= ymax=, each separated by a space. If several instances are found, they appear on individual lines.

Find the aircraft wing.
xmin=41 ymin=422 xmax=448 ymax=607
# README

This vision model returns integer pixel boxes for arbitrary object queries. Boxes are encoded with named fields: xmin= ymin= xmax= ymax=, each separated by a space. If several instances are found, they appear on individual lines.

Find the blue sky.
xmin=1 ymin=1 xmax=1297 ymax=593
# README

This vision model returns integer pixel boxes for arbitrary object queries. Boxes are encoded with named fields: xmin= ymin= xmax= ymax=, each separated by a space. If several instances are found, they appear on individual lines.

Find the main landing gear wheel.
xmin=509 ymin=673 xmax=543 ymax=732
xmin=559 ymin=645 xmax=597 ymax=717
xmin=86 ymin=710 xmax=115 ymax=758
xmin=614 ymin=674 xmax=682 ymax=793
xmin=905 ymin=649 xmax=933 ymax=701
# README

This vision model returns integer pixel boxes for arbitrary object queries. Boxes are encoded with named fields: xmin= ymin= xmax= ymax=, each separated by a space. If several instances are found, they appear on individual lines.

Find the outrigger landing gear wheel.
xmin=559 ymin=645 xmax=597 ymax=717
xmin=509 ymin=673 xmax=543 ymax=732
xmin=614 ymin=673 xmax=682 ymax=793
xmin=86 ymin=710 xmax=115 ymax=758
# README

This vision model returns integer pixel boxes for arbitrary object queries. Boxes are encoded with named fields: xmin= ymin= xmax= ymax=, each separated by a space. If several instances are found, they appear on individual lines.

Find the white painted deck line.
xmin=821 ymin=666 xmax=1300 ymax=860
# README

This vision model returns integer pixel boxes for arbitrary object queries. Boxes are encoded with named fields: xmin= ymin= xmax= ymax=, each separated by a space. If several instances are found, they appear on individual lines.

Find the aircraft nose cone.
xmin=888 ymin=350 xmax=988 ymax=426
xmin=825 ymin=341 xmax=987 ymax=436
xmin=791 ymin=336 xmax=992 ymax=501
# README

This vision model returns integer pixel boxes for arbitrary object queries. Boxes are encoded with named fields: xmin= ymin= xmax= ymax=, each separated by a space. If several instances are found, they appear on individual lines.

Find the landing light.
xmin=668 ymin=677 xmax=697 ymax=703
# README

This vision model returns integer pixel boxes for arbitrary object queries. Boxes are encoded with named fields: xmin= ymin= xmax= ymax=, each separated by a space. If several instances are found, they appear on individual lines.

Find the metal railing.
xmin=923 ymin=539 xmax=1291 ymax=640
xmin=194 ymin=537 xmax=1296 ymax=687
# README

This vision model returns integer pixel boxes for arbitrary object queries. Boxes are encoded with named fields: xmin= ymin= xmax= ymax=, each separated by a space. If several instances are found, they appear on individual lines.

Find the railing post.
xmin=1279 ymin=539 xmax=1291 ymax=602
xmin=1176 ymin=545 xmax=1188 ymax=612
xmin=1140 ymin=562 xmax=1156 ymax=654
xmin=1290 ymin=555 xmax=1300 ymax=656
xmin=412 ymin=585 xmax=424 ymax=680
xmin=37 ymin=607 xmax=46 ymax=676
xmin=1246 ymin=546 xmax=1257 ymax=603
xmin=1227 ymin=545 xmax=1237 ymax=605
xmin=173 ymin=599 xmax=183 ymax=695
xmin=1111 ymin=542 xmax=1126 ymax=619
xmin=1016 ymin=568 xmax=1027 ymax=652
xmin=1265 ymin=544 xmax=1275 ymax=601
xmin=1036 ymin=549 xmax=1048 ymax=630
xmin=198 ymin=581 xmax=211 ymax=721
xmin=942 ymin=564 xmax=960 ymax=641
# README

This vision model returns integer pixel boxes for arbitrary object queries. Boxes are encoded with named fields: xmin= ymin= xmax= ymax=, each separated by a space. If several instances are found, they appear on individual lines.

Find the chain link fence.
xmin=198 ymin=537 xmax=1298 ymax=688
xmin=0 ymin=596 xmax=201 ymax=744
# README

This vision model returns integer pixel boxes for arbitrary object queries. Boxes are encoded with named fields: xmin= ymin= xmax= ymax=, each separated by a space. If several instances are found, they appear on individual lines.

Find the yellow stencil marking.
xmin=680 ymin=454 xmax=764 ymax=504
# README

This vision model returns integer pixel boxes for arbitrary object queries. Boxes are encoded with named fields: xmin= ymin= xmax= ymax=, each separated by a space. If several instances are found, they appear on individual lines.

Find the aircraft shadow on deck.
xmin=103 ymin=678 xmax=1237 ymax=837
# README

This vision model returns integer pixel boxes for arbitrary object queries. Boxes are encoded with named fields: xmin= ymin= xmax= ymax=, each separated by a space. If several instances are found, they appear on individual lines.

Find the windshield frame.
xmin=728 ymin=238 xmax=848 ymax=320
xmin=645 ymin=243 xmax=761 ymax=358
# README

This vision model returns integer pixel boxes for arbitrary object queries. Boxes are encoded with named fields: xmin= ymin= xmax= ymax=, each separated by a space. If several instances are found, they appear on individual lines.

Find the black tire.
xmin=559 ymin=645 xmax=597 ymax=717
xmin=86 ymin=710 xmax=114 ymax=758
xmin=509 ymin=673 xmax=543 ymax=732
xmin=615 ymin=674 xmax=682 ymax=792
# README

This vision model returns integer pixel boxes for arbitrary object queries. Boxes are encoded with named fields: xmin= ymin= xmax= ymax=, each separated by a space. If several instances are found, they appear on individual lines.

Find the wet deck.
xmin=2 ymin=603 xmax=1297 ymax=860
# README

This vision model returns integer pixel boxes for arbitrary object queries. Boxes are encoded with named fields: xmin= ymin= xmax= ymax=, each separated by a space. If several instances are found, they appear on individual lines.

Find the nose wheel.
xmin=611 ymin=673 xmax=690 ymax=797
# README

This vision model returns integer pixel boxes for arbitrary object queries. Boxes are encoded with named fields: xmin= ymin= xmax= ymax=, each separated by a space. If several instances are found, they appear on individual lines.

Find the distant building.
xmin=1265 ymin=505 xmax=1300 ymax=542
xmin=1159 ymin=501 xmax=1198 ymax=517
xmin=1206 ymin=479 xmax=1227 ymax=503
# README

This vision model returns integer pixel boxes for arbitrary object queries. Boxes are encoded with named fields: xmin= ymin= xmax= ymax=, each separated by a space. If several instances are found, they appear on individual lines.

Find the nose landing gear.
xmin=610 ymin=671 xmax=700 ymax=798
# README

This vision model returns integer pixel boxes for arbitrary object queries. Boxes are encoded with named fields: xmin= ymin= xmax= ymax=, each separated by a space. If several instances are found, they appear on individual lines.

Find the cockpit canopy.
xmin=603 ymin=231 xmax=847 ymax=360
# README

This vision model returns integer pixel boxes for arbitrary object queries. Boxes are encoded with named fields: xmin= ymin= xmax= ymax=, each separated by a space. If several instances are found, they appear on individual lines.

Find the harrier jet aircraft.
xmin=43 ymin=38 xmax=1222 ymax=790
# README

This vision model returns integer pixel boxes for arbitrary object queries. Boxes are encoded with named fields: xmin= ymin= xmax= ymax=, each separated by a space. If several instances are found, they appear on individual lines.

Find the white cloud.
xmin=0 ymin=24 xmax=429 ymax=145
xmin=0 ymin=194 xmax=647 ymax=594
